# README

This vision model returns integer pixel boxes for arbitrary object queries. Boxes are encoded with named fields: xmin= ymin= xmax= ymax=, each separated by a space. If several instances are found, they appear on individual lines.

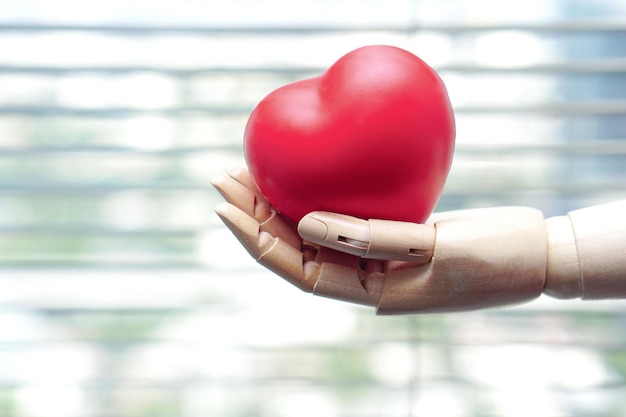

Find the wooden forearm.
xmin=374 ymin=200 xmax=626 ymax=314
xmin=545 ymin=199 xmax=626 ymax=300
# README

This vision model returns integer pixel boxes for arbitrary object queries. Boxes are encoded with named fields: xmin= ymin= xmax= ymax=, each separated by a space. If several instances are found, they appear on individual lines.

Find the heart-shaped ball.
xmin=244 ymin=45 xmax=455 ymax=224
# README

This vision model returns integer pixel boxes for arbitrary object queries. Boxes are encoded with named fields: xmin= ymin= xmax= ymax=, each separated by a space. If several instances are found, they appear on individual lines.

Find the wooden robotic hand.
xmin=213 ymin=169 xmax=626 ymax=314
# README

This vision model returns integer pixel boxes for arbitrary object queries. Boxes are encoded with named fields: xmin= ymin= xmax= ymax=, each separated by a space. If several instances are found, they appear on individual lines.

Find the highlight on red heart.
xmin=244 ymin=45 xmax=455 ymax=224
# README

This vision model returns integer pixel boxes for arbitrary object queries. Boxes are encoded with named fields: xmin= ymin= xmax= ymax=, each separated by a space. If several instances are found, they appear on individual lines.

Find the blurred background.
xmin=1 ymin=0 xmax=626 ymax=416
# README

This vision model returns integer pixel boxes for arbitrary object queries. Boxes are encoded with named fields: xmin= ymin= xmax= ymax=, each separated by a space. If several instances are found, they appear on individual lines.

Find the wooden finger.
xmin=228 ymin=167 xmax=269 ymax=206
xmin=232 ymin=168 xmax=272 ymax=220
xmin=214 ymin=202 xmax=269 ymax=259
xmin=260 ymin=210 xmax=302 ymax=250
xmin=367 ymin=219 xmax=434 ymax=263
xmin=312 ymin=247 xmax=384 ymax=307
xmin=212 ymin=174 xmax=271 ymax=221
xmin=313 ymin=262 xmax=384 ymax=307
xmin=215 ymin=202 xmax=314 ymax=293
xmin=257 ymin=231 xmax=316 ymax=293
xmin=299 ymin=211 xmax=435 ymax=263
xmin=228 ymin=167 xmax=258 ymax=193
xmin=298 ymin=211 xmax=370 ymax=258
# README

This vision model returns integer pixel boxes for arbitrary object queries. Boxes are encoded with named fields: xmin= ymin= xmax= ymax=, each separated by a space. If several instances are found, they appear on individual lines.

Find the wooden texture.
xmin=298 ymin=212 xmax=435 ymax=262
xmin=312 ymin=247 xmax=384 ymax=307
xmin=214 ymin=169 xmax=626 ymax=314
xmin=376 ymin=207 xmax=547 ymax=314
xmin=567 ymin=200 xmax=626 ymax=299
xmin=544 ymin=215 xmax=582 ymax=298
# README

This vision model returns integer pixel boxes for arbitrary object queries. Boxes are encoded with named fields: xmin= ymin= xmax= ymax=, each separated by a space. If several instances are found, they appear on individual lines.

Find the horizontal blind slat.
xmin=2 ymin=21 xmax=626 ymax=33
xmin=3 ymin=61 xmax=626 ymax=74
xmin=3 ymin=141 xmax=626 ymax=155
xmin=2 ymin=102 xmax=626 ymax=117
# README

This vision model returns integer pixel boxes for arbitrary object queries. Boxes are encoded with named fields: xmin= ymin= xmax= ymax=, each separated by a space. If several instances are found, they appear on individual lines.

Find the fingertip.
xmin=211 ymin=175 xmax=232 ymax=200
xmin=210 ymin=174 xmax=226 ymax=187
xmin=228 ymin=167 xmax=247 ymax=177
xmin=214 ymin=202 xmax=229 ymax=216
xmin=298 ymin=213 xmax=329 ymax=243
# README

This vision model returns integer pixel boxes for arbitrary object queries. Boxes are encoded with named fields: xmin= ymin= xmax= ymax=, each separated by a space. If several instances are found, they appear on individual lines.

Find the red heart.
xmin=244 ymin=45 xmax=455 ymax=224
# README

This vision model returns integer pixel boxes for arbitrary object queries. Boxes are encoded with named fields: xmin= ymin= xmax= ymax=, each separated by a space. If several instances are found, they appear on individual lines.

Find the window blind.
xmin=1 ymin=1 xmax=625 ymax=416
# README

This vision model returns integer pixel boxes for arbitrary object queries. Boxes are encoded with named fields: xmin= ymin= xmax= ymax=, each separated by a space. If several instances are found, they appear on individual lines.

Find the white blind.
xmin=1 ymin=1 xmax=625 ymax=416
